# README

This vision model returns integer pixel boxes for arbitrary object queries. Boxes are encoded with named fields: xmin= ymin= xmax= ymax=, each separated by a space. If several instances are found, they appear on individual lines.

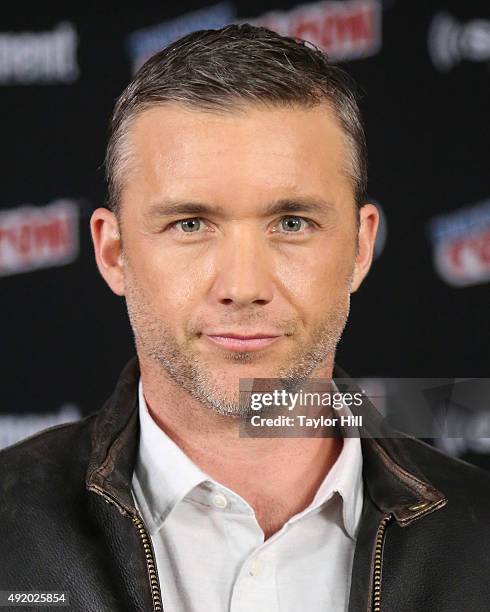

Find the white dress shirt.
xmin=131 ymin=379 xmax=363 ymax=612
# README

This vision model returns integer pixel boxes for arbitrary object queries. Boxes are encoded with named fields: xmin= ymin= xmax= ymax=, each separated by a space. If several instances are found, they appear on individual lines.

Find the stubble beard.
xmin=123 ymin=264 xmax=352 ymax=420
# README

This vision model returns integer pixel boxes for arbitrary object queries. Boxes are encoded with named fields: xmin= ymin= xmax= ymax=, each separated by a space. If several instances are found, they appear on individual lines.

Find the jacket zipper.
xmin=88 ymin=485 xmax=163 ymax=612
xmin=371 ymin=513 xmax=392 ymax=612
xmin=132 ymin=514 xmax=163 ymax=612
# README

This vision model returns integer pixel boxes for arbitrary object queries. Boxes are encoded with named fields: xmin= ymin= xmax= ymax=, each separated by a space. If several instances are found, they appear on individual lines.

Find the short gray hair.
xmin=105 ymin=23 xmax=368 ymax=217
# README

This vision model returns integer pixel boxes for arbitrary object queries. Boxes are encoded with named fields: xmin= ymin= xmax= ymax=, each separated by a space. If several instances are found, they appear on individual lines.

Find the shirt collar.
xmin=132 ymin=378 xmax=208 ymax=532
xmin=310 ymin=412 xmax=364 ymax=540
xmin=284 ymin=390 xmax=364 ymax=540
xmin=132 ymin=377 xmax=363 ymax=540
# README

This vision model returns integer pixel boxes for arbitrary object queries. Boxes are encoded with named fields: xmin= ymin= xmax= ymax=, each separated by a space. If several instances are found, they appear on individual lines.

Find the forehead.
xmin=122 ymin=102 xmax=352 ymax=208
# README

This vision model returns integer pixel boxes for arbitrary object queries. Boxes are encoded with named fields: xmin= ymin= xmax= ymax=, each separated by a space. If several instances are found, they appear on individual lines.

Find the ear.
xmin=351 ymin=203 xmax=380 ymax=293
xmin=90 ymin=207 xmax=125 ymax=296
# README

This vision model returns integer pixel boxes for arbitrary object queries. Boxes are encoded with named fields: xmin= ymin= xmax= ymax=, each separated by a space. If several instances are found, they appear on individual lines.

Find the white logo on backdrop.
xmin=0 ymin=22 xmax=79 ymax=85
xmin=429 ymin=12 xmax=490 ymax=72
xmin=0 ymin=404 xmax=81 ymax=450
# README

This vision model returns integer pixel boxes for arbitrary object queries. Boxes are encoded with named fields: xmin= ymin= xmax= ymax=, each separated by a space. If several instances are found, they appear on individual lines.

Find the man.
xmin=1 ymin=23 xmax=489 ymax=612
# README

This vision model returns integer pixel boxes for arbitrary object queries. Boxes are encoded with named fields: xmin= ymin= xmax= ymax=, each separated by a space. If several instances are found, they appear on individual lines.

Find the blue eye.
xmin=179 ymin=218 xmax=202 ymax=232
xmin=280 ymin=216 xmax=308 ymax=232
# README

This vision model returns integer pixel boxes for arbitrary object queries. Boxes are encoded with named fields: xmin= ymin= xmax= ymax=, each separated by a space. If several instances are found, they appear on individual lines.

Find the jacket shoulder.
xmin=401 ymin=435 xmax=490 ymax=510
xmin=0 ymin=414 xmax=97 ymax=499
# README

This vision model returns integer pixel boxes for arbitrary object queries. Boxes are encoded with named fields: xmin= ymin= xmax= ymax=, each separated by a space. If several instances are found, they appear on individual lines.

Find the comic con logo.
xmin=429 ymin=12 xmax=490 ymax=72
xmin=246 ymin=0 xmax=381 ymax=62
xmin=0 ymin=199 xmax=79 ymax=277
xmin=427 ymin=198 xmax=490 ymax=287
xmin=127 ymin=0 xmax=382 ymax=73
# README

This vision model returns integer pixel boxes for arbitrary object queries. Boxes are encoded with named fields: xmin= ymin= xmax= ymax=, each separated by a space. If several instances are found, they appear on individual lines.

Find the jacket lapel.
xmin=85 ymin=357 xmax=448 ymax=612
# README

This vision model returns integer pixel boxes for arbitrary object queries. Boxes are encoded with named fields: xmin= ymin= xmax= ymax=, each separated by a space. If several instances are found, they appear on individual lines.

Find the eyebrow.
xmin=145 ymin=197 xmax=336 ymax=219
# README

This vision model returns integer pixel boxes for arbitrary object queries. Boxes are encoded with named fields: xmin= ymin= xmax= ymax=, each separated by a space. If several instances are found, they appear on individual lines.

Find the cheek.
xmin=129 ymin=241 xmax=203 ymax=310
xmin=277 ymin=239 xmax=355 ymax=306
xmin=150 ymin=268 xmax=199 ymax=317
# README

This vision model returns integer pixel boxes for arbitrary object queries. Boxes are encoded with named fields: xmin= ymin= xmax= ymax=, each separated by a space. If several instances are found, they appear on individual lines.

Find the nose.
xmin=212 ymin=226 xmax=274 ymax=307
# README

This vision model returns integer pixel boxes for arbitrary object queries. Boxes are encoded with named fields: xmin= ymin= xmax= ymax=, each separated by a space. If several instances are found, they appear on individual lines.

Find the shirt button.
xmin=212 ymin=493 xmax=228 ymax=509
xmin=249 ymin=558 xmax=263 ymax=577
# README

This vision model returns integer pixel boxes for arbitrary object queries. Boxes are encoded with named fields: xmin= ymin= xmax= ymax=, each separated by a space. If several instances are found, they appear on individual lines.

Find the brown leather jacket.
xmin=1 ymin=356 xmax=490 ymax=611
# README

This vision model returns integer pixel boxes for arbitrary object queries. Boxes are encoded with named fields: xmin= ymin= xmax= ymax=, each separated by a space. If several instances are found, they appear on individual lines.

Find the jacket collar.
xmin=86 ymin=356 xmax=447 ymax=525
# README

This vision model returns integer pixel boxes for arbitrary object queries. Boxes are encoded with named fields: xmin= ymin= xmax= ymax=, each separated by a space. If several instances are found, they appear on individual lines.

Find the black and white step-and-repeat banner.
xmin=1 ymin=2 xmax=489 ymax=465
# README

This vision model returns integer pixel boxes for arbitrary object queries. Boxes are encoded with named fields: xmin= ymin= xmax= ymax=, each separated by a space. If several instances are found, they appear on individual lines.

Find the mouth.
xmin=202 ymin=333 xmax=283 ymax=352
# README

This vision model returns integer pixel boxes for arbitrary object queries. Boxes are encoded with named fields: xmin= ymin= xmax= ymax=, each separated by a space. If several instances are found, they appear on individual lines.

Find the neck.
xmin=138 ymin=354 xmax=343 ymax=539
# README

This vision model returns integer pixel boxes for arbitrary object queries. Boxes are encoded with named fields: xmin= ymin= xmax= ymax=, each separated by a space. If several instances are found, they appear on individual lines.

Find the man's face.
xmin=114 ymin=103 xmax=362 ymax=417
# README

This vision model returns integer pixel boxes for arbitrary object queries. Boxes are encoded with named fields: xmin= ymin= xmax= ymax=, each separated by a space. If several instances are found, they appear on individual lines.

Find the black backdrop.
xmin=1 ymin=1 xmax=489 ymax=466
